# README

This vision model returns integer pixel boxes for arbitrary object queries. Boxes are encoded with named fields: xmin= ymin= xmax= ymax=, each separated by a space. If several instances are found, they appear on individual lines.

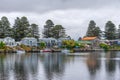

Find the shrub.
xmin=99 ymin=43 xmax=110 ymax=51
xmin=0 ymin=41 xmax=6 ymax=49
xmin=39 ymin=42 xmax=46 ymax=49
xmin=62 ymin=40 xmax=75 ymax=49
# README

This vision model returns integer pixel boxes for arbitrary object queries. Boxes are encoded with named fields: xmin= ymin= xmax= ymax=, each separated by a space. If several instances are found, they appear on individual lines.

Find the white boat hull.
xmin=17 ymin=50 xmax=25 ymax=54
xmin=61 ymin=49 xmax=70 ymax=54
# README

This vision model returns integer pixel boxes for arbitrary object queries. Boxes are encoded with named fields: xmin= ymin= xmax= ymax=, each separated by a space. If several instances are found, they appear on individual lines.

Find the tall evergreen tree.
xmin=86 ymin=20 xmax=96 ymax=37
xmin=117 ymin=25 xmax=120 ymax=39
xmin=13 ymin=17 xmax=30 ymax=41
xmin=13 ymin=17 xmax=21 ymax=40
xmin=0 ymin=16 xmax=12 ymax=38
xmin=105 ymin=21 xmax=116 ymax=40
xmin=0 ymin=20 xmax=4 ymax=38
xmin=31 ymin=23 xmax=39 ymax=39
xmin=43 ymin=20 xmax=54 ymax=38
xmin=51 ymin=25 xmax=66 ymax=39
xmin=93 ymin=26 xmax=102 ymax=38
xmin=86 ymin=20 xmax=101 ymax=38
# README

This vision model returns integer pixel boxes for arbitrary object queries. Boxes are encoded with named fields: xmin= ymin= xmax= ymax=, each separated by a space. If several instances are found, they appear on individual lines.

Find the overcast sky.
xmin=0 ymin=0 xmax=120 ymax=39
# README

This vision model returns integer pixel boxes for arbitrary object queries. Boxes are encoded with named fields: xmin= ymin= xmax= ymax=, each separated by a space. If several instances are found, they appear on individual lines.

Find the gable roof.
xmin=82 ymin=37 xmax=97 ymax=41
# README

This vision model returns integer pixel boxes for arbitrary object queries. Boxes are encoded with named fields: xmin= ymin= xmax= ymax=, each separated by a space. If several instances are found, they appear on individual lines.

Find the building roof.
xmin=22 ymin=37 xmax=37 ymax=40
xmin=76 ymin=41 xmax=92 ymax=44
xmin=39 ymin=38 xmax=57 ymax=42
xmin=82 ymin=37 xmax=97 ymax=41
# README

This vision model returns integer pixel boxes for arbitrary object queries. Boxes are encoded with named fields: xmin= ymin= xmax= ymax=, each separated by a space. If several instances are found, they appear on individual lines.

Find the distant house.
xmin=39 ymin=38 xmax=57 ymax=47
xmin=100 ymin=31 xmax=106 ymax=40
xmin=0 ymin=39 xmax=3 ymax=42
xmin=3 ymin=37 xmax=17 ymax=47
xmin=81 ymin=37 xmax=99 ymax=47
xmin=21 ymin=37 xmax=37 ymax=47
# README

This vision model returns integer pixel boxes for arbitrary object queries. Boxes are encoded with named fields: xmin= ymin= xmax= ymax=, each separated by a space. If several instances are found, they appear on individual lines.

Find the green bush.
xmin=0 ymin=41 xmax=6 ymax=49
xmin=99 ymin=43 xmax=110 ymax=51
xmin=39 ymin=42 xmax=46 ymax=49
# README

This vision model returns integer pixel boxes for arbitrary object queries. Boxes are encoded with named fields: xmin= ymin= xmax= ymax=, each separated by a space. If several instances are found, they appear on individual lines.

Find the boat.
xmin=41 ymin=48 xmax=52 ymax=52
xmin=61 ymin=49 xmax=70 ymax=54
xmin=51 ymin=48 xmax=61 ymax=52
xmin=17 ymin=50 xmax=25 ymax=54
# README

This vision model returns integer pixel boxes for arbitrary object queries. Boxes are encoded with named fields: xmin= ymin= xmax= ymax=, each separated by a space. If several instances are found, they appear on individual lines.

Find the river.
xmin=0 ymin=51 xmax=120 ymax=80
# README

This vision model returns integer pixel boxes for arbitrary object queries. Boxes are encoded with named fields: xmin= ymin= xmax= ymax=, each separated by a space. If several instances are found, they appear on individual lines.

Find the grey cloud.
xmin=0 ymin=0 xmax=119 ymax=13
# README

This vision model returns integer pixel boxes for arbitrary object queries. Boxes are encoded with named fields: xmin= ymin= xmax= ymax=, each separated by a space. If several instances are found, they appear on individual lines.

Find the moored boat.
xmin=61 ymin=49 xmax=70 ymax=54
xmin=17 ymin=50 xmax=25 ymax=54
xmin=41 ymin=48 xmax=52 ymax=52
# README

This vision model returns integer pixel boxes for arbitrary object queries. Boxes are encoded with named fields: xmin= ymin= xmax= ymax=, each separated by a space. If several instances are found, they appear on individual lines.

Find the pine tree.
xmin=43 ymin=20 xmax=54 ymax=38
xmin=86 ymin=20 xmax=101 ymax=38
xmin=117 ymin=25 xmax=120 ymax=39
xmin=31 ymin=23 xmax=39 ymax=39
xmin=105 ymin=21 xmax=116 ymax=40
xmin=0 ymin=16 xmax=12 ymax=38
xmin=51 ymin=25 xmax=66 ymax=39
xmin=13 ymin=17 xmax=30 ymax=41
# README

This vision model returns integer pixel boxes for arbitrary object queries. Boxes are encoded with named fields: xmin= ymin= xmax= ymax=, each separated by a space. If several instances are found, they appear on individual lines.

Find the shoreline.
xmin=0 ymin=49 xmax=120 ymax=53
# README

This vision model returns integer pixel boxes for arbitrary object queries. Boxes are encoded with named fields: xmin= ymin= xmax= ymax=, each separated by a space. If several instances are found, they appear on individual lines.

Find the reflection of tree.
xmin=14 ymin=54 xmax=38 ymax=80
xmin=0 ymin=53 xmax=7 ymax=80
xmin=105 ymin=51 xmax=116 ymax=72
xmin=0 ymin=53 xmax=39 ymax=80
xmin=14 ymin=61 xmax=27 ymax=80
xmin=43 ymin=53 xmax=66 ymax=80
xmin=86 ymin=53 xmax=101 ymax=75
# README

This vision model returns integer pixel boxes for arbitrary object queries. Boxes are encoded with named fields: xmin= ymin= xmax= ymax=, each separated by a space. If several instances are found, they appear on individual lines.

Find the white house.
xmin=21 ymin=37 xmax=37 ymax=46
xmin=39 ymin=38 xmax=57 ymax=47
xmin=0 ymin=37 xmax=17 ymax=47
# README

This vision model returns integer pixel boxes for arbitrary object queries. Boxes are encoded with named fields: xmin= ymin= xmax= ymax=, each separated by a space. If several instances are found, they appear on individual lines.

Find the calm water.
xmin=0 ymin=52 xmax=120 ymax=80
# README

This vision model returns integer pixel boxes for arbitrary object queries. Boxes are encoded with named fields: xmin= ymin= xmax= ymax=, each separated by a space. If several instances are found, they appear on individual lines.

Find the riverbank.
xmin=0 ymin=49 xmax=120 ymax=53
xmin=1 ymin=47 xmax=120 ymax=53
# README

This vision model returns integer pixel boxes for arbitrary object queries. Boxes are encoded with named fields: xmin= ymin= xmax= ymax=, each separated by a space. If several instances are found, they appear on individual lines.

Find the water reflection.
xmin=42 ymin=53 xmax=65 ymax=80
xmin=86 ymin=53 xmax=101 ymax=75
xmin=0 ymin=52 xmax=120 ymax=80
xmin=105 ymin=51 xmax=116 ymax=72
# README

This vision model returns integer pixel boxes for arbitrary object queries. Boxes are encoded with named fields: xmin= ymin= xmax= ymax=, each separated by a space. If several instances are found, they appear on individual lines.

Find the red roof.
xmin=82 ymin=37 xmax=97 ymax=41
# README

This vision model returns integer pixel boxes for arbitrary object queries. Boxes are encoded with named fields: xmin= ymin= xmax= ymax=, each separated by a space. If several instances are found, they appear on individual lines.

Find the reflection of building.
xmin=86 ymin=53 xmax=101 ymax=74
xmin=0 ymin=53 xmax=39 ymax=80
xmin=43 ymin=53 xmax=65 ymax=80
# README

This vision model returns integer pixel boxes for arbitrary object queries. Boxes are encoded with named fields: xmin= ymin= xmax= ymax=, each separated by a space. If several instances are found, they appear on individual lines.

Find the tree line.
xmin=0 ymin=16 xmax=39 ymax=41
xmin=0 ymin=16 xmax=67 ymax=41
xmin=85 ymin=20 xmax=120 ymax=40
xmin=1 ymin=16 xmax=119 ymax=41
